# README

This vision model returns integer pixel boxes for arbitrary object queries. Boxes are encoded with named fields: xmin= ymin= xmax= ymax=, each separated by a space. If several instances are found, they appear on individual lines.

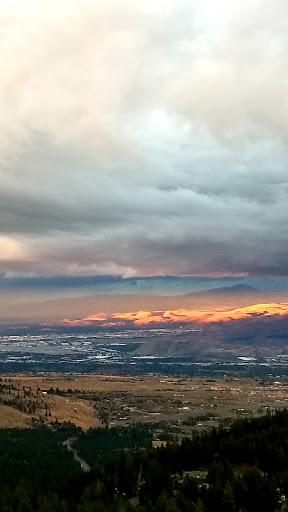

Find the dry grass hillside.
xmin=0 ymin=374 xmax=287 ymax=431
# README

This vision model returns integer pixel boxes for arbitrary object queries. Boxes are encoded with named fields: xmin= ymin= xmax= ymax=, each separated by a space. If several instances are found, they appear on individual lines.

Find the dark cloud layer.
xmin=1 ymin=274 xmax=288 ymax=293
xmin=0 ymin=1 xmax=288 ymax=279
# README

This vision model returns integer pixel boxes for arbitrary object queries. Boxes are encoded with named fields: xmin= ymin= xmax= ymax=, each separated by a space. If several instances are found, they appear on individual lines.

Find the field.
xmin=0 ymin=373 xmax=287 ymax=433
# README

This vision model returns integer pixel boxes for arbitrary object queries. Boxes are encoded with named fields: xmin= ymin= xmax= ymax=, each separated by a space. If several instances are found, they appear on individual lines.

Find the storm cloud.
xmin=1 ymin=0 xmax=288 ymax=278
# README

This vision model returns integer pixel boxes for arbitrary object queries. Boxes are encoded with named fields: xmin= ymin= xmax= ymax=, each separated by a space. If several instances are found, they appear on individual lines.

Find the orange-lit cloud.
xmin=101 ymin=321 xmax=125 ymax=327
xmin=111 ymin=303 xmax=288 ymax=325
xmin=83 ymin=313 xmax=108 ymax=322
xmin=61 ymin=312 xmax=107 ymax=326
xmin=112 ymin=310 xmax=165 ymax=324
xmin=61 ymin=318 xmax=93 ymax=326
xmin=61 ymin=302 xmax=288 ymax=327
xmin=206 ymin=303 xmax=288 ymax=322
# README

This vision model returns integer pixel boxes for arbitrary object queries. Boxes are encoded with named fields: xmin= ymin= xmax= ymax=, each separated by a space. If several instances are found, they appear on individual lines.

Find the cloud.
xmin=0 ymin=236 xmax=25 ymax=260
xmin=60 ymin=302 xmax=288 ymax=327
xmin=0 ymin=0 xmax=288 ymax=278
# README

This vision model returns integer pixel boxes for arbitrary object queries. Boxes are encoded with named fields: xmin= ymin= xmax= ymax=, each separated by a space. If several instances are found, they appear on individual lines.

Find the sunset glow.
xmin=60 ymin=302 xmax=288 ymax=328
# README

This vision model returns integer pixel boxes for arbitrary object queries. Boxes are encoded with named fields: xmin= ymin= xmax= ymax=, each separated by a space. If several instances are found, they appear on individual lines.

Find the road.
xmin=63 ymin=437 xmax=91 ymax=473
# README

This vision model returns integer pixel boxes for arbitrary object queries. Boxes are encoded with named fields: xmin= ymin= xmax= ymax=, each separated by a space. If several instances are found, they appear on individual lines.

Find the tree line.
xmin=1 ymin=410 xmax=288 ymax=510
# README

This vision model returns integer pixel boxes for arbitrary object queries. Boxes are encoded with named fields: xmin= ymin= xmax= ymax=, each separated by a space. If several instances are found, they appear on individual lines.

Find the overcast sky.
xmin=1 ymin=0 xmax=288 ymax=284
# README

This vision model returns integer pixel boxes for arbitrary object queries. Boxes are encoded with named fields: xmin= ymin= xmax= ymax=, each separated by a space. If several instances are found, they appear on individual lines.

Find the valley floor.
xmin=1 ymin=373 xmax=288 ymax=435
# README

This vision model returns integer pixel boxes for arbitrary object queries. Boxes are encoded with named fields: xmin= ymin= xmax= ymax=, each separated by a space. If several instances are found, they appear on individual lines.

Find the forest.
xmin=1 ymin=410 xmax=288 ymax=511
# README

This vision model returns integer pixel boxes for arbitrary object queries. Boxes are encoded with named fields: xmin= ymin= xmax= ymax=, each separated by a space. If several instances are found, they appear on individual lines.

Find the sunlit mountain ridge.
xmin=61 ymin=302 xmax=288 ymax=328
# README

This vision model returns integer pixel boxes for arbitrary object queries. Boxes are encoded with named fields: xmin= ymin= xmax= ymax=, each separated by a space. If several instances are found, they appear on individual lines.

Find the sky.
xmin=1 ymin=0 xmax=288 ymax=323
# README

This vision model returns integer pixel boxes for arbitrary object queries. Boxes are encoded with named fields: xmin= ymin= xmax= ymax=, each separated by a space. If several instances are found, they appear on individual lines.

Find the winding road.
xmin=63 ymin=437 xmax=91 ymax=473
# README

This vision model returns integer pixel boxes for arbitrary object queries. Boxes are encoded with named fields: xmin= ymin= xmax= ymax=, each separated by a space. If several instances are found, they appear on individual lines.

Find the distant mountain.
xmin=135 ymin=312 xmax=288 ymax=360
xmin=186 ymin=284 xmax=258 ymax=296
